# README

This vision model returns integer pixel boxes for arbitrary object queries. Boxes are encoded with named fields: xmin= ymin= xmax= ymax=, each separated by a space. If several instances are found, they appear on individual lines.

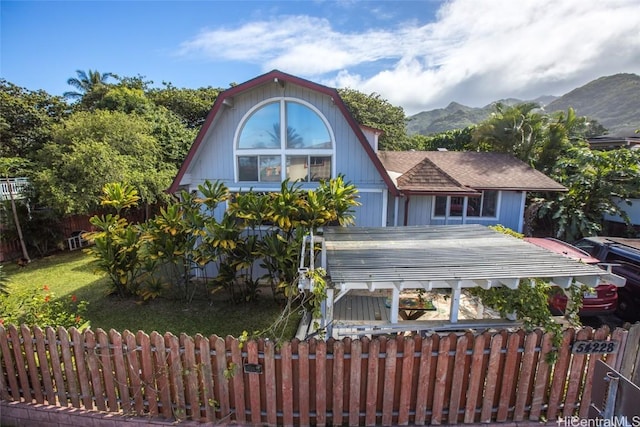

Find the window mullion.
xmin=280 ymin=100 xmax=286 ymax=180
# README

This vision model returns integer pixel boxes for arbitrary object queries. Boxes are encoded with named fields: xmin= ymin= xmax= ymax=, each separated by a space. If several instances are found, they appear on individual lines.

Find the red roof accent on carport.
xmin=168 ymin=70 xmax=399 ymax=196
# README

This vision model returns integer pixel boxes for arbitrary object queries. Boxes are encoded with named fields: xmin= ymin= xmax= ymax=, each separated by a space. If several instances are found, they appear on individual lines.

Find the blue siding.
xmin=352 ymin=191 xmax=386 ymax=227
xmin=183 ymin=81 xmax=388 ymax=209
xmin=401 ymin=191 xmax=525 ymax=232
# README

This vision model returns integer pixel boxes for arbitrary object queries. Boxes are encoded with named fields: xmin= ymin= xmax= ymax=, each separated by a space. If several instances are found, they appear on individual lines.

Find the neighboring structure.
xmin=587 ymin=135 xmax=640 ymax=231
xmin=587 ymin=135 xmax=640 ymax=151
xmin=0 ymin=177 xmax=29 ymax=201
xmin=170 ymin=70 xmax=566 ymax=232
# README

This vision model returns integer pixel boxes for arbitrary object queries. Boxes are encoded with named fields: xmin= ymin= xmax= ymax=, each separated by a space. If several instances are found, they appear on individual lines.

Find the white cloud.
xmin=179 ymin=0 xmax=640 ymax=114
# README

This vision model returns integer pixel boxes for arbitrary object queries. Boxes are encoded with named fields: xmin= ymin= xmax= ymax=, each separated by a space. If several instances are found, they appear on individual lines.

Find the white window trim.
xmin=431 ymin=191 xmax=501 ymax=221
xmin=233 ymin=97 xmax=336 ymax=183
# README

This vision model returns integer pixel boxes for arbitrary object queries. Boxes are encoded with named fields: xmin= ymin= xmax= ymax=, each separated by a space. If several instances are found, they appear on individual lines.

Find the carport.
xmin=299 ymin=225 xmax=626 ymax=337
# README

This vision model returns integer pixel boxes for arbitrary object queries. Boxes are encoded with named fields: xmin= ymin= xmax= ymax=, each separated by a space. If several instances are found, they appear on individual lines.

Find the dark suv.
xmin=574 ymin=237 xmax=640 ymax=321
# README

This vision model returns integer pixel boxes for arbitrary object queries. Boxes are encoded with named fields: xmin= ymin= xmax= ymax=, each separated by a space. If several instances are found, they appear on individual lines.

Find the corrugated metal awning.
xmin=322 ymin=224 xmax=624 ymax=291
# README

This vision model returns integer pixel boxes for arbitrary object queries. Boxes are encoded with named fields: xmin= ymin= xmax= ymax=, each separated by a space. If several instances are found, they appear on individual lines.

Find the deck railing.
xmin=0 ymin=177 xmax=29 ymax=200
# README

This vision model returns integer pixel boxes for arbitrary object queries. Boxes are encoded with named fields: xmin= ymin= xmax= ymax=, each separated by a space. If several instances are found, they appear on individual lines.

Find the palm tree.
xmin=64 ymin=69 xmax=114 ymax=100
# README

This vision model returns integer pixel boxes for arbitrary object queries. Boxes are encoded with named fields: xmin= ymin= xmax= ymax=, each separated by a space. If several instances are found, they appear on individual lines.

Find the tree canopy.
xmin=0 ymin=80 xmax=69 ymax=161
xmin=31 ymin=110 xmax=176 ymax=214
xmin=470 ymin=103 xmax=640 ymax=240
xmin=338 ymin=88 xmax=408 ymax=150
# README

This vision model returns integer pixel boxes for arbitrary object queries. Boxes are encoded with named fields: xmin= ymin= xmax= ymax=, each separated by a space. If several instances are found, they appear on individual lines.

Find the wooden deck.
xmin=334 ymin=295 xmax=390 ymax=322
xmin=295 ymin=291 xmax=521 ymax=339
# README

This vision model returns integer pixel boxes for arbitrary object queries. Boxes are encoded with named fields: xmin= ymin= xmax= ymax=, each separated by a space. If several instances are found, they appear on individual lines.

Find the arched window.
xmin=236 ymin=99 xmax=334 ymax=183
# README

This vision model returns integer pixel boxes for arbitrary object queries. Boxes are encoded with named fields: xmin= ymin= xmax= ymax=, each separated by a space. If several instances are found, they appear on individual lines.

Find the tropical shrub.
xmin=0 ymin=284 xmax=89 ymax=330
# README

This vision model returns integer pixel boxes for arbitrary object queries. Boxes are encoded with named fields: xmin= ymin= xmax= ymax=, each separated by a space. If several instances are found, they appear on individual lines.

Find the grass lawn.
xmin=2 ymin=250 xmax=300 ymax=339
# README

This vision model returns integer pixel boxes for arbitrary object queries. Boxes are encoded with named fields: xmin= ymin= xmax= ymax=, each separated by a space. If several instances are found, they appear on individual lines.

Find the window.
xmin=236 ymin=99 xmax=333 ymax=182
xmin=433 ymin=191 xmax=498 ymax=218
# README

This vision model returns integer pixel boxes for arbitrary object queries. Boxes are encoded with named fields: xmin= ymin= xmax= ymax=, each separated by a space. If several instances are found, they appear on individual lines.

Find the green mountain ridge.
xmin=407 ymin=73 xmax=640 ymax=136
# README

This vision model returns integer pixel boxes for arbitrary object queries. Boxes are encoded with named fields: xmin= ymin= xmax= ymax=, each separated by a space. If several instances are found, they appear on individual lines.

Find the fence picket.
xmin=263 ymin=339 xmax=278 ymax=426
xmin=181 ymin=333 xmax=200 ymax=421
xmin=464 ymin=332 xmax=486 ymax=423
xmin=212 ymin=336 xmax=230 ymax=419
xmin=431 ymin=334 xmax=451 ymax=425
xmin=296 ymin=340 xmax=310 ymax=426
xmin=397 ymin=337 xmax=415 ymax=425
xmin=414 ymin=335 xmax=434 ymax=425
xmin=110 ymin=329 xmax=131 ymax=413
xmin=364 ymin=337 xmax=379 ymax=426
xmin=347 ymin=339 xmax=361 ymax=426
xmin=85 ymin=329 xmax=106 ymax=411
xmin=381 ymin=337 xmax=397 ymax=426
xmin=138 ymin=331 xmax=158 ymax=416
xmin=59 ymin=326 xmax=80 ymax=407
xmin=33 ymin=326 xmax=55 ymax=404
xmin=281 ymin=340 xmax=294 ymax=426
xmin=514 ymin=330 xmax=540 ymax=421
xmin=497 ymin=331 xmax=521 ymax=421
xmin=529 ymin=332 xmax=553 ymax=420
xmin=46 ymin=326 xmax=67 ymax=406
xmin=150 ymin=331 xmax=172 ymax=418
xmin=96 ymin=328 xmax=118 ymax=412
xmin=246 ymin=339 xmax=262 ymax=425
xmin=194 ymin=334 xmax=216 ymax=423
xmin=0 ymin=325 xmax=20 ymax=401
xmin=313 ymin=339 xmax=327 ymax=427
xmin=606 ymin=327 xmax=627 ymax=371
xmin=547 ymin=328 xmax=575 ymax=420
xmin=480 ymin=332 xmax=503 ymax=423
xmin=563 ymin=327 xmax=591 ymax=417
xmin=20 ymin=325 xmax=43 ymax=403
xmin=166 ymin=332 xmax=186 ymax=419
xmin=448 ymin=334 xmax=468 ymax=424
xmin=227 ymin=336 xmax=246 ymax=423
xmin=579 ymin=327 xmax=608 ymax=418
xmin=8 ymin=324 xmax=31 ymax=402
xmin=70 ymin=328 xmax=92 ymax=409
xmin=123 ymin=330 xmax=144 ymax=415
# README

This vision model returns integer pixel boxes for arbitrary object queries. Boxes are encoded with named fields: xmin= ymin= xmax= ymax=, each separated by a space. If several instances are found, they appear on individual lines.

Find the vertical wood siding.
xmin=1 ymin=324 xmax=636 ymax=426
xmin=404 ymin=191 xmax=524 ymax=230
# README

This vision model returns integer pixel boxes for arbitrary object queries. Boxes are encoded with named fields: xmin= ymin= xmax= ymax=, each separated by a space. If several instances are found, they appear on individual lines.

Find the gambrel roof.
xmin=168 ymin=69 xmax=399 ymax=195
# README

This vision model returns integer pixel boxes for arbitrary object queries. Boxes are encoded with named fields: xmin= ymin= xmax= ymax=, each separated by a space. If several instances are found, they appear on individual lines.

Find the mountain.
xmin=406 ymin=98 xmax=538 ymax=135
xmin=544 ymin=73 xmax=640 ymax=135
xmin=407 ymin=73 xmax=640 ymax=136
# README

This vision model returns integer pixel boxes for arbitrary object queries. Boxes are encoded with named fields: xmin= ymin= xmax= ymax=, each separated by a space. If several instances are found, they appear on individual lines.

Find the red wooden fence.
xmin=0 ymin=324 xmax=631 ymax=426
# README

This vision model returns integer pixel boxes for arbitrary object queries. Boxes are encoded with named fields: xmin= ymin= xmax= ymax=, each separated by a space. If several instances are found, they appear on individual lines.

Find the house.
xmin=170 ymin=70 xmax=566 ymax=232
xmin=586 ymin=135 xmax=640 ymax=232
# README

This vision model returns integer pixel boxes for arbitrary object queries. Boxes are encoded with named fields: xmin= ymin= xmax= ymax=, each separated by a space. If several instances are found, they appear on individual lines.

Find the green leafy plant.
xmin=84 ymin=183 xmax=145 ymax=297
xmin=468 ymin=225 xmax=583 ymax=362
xmin=0 ymin=284 xmax=89 ymax=330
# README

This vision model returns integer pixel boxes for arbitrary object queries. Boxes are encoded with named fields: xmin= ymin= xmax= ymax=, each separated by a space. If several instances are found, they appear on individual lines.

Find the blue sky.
xmin=2 ymin=0 xmax=639 ymax=115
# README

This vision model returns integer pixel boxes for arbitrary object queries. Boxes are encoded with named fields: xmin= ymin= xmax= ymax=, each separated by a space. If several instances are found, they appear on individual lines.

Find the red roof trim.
xmin=168 ymin=70 xmax=399 ymax=196
xmin=402 ymin=189 xmax=480 ymax=196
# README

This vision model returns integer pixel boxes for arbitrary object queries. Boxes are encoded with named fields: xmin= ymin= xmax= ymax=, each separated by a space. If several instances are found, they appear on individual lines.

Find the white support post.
xmin=390 ymin=286 xmax=400 ymax=323
xmin=320 ymin=237 xmax=326 ymax=269
xmin=324 ymin=288 xmax=334 ymax=335
xmin=450 ymin=288 xmax=462 ymax=323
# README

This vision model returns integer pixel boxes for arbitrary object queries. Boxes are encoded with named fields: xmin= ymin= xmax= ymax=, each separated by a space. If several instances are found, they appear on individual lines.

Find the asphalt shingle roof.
xmin=377 ymin=151 xmax=567 ymax=193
